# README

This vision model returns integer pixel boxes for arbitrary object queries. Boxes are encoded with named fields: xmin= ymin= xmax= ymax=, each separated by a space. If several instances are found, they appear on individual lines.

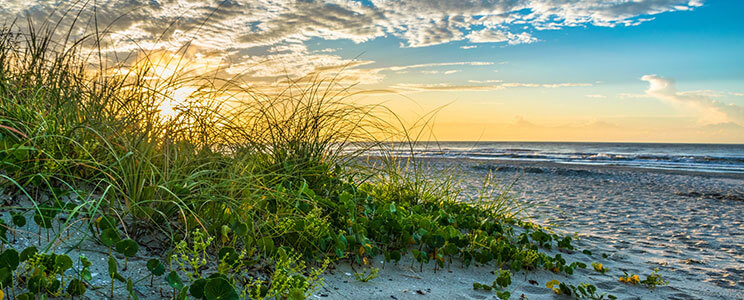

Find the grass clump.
xmin=0 ymin=12 xmax=619 ymax=299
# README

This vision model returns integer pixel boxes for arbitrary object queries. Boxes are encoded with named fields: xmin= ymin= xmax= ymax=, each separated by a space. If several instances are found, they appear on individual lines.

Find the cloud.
xmin=585 ymin=94 xmax=607 ymax=98
xmin=641 ymin=74 xmax=744 ymax=125
xmin=1 ymin=1 xmax=704 ymax=85
xmin=392 ymin=81 xmax=591 ymax=92
xmin=421 ymin=69 xmax=461 ymax=75
xmin=460 ymin=45 xmax=478 ymax=49
xmin=466 ymin=29 xmax=538 ymax=45
xmin=384 ymin=62 xmax=493 ymax=72
xmin=3 ymin=1 xmax=702 ymax=51
xmin=468 ymin=80 xmax=503 ymax=84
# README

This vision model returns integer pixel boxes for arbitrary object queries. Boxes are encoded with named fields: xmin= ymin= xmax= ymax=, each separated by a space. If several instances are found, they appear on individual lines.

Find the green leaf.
xmin=218 ymin=247 xmax=238 ymax=266
xmin=204 ymin=277 xmax=238 ymax=300
xmin=0 ymin=267 xmax=12 ymax=286
xmin=20 ymin=247 xmax=37 ymax=262
xmin=54 ymin=254 xmax=73 ymax=272
xmin=101 ymin=228 xmax=121 ymax=247
xmin=16 ymin=292 xmax=35 ymax=300
xmin=288 ymin=288 xmax=305 ymax=300
xmin=0 ymin=249 xmax=19 ymax=269
xmin=82 ymin=269 xmax=92 ymax=281
xmin=335 ymin=234 xmax=347 ymax=251
xmin=115 ymin=239 xmax=139 ymax=257
xmin=428 ymin=234 xmax=445 ymax=248
xmin=96 ymin=215 xmax=118 ymax=232
xmin=167 ymin=271 xmax=184 ymax=290
xmin=80 ymin=255 xmax=92 ymax=267
xmin=178 ymin=286 xmax=189 ymax=300
xmin=146 ymin=259 xmax=165 ymax=276
xmin=66 ymin=279 xmax=86 ymax=296
xmin=339 ymin=191 xmax=352 ymax=203
xmin=108 ymin=256 xmax=118 ymax=276
xmin=33 ymin=212 xmax=53 ymax=229
xmin=256 ymin=237 xmax=274 ymax=254
xmin=127 ymin=278 xmax=139 ymax=300
xmin=232 ymin=221 xmax=248 ymax=236
xmin=48 ymin=278 xmax=61 ymax=293
xmin=11 ymin=214 xmax=26 ymax=227
xmin=189 ymin=278 xmax=207 ymax=299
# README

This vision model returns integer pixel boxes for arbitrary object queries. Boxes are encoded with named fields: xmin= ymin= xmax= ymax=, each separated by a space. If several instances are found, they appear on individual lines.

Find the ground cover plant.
xmin=0 ymin=13 xmax=664 ymax=300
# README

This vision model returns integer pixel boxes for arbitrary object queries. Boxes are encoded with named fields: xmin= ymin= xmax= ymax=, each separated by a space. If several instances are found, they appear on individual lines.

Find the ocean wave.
xmin=353 ymin=142 xmax=744 ymax=174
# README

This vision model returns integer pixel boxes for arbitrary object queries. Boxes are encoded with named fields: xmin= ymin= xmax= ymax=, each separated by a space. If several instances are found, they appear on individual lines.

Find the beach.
xmin=2 ymin=149 xmax=742 ymax=299
xmin=319 ymin=158 xmax=744 ymax=299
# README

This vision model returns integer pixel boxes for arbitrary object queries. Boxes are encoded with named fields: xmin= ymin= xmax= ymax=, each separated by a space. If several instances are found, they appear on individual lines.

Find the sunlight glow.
xmin=158 ymin=87 xmax=196 ymax=119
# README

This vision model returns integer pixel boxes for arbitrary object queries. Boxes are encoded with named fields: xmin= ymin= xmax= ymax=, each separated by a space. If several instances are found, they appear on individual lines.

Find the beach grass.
xmin=0 ymin=17 xmax=622 ymax=300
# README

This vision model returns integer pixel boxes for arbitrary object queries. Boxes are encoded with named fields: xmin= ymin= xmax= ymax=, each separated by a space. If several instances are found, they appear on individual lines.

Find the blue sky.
xmin=4 ymin=0 xmax=743 ymax=142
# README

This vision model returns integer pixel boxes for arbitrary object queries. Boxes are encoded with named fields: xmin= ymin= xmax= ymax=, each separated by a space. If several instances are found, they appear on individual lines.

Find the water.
xmin=367 ymin=142 xmax=744 ymax=174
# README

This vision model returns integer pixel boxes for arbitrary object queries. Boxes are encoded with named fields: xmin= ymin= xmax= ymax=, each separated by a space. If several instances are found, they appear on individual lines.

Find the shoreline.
xmin=362 ymin=155 xmax=744 ymax=180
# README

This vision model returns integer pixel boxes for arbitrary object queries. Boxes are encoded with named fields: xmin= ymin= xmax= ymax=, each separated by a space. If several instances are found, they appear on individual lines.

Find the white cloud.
xmin=1 ymin=1 xmax=704 ymax=84
xmin=585 ymin=94 xmax=607 ymax=98
xmin=385 ymin=62 xmax=493 ymax=72
xmin=468 ymin=80 xmax=503 ymax=84
xmin=3 ymin=0 xmax=702 ymax=52
xmin=466 ymin=28 xmax=538 ymax=45
xmin=460 ymin=45 xmax=478 ymax=49
xmin=641 ymin=74 xmax=744 ymax=125
xmin=421 ymin=70 xmax=459 ymax=75
xmin=392 ymin=81 xmax=591 ymax=92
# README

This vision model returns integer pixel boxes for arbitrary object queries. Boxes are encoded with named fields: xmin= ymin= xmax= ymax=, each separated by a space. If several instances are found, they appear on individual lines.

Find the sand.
xmin=318 ymin=159 xmax=744 ymax=299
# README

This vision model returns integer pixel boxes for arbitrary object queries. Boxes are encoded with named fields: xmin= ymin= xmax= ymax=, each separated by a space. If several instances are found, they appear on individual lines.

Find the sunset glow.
xmin=7 ymin=1 xmax=741 ymax=142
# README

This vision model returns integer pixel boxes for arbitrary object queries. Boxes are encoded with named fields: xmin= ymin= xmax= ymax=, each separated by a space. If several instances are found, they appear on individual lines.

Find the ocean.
xmin=369 ymin=142 xmax=744 ymax=174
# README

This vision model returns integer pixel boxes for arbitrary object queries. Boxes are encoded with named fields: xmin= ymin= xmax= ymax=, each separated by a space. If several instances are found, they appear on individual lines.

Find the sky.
xmin=3 ymin=0 xmax=743 ymax=143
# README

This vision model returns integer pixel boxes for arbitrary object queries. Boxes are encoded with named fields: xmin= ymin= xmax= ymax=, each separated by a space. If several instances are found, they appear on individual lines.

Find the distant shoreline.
xmin=360 ymin=155 xmax=744 ymax=180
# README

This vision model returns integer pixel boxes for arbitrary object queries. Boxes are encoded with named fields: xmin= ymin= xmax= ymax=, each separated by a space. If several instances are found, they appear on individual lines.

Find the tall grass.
xmin=0 ymin=15 xmax=391 ymax=244
xmin=0 ymin=13 xmax=526 ymax=265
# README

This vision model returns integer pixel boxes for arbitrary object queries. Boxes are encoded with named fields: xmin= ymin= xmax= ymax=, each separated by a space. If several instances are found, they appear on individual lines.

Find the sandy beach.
xmin=318 ymin=158 xmax=744 ymax=299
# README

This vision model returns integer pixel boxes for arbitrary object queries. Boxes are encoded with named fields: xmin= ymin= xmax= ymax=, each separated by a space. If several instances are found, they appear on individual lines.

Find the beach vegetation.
xmin=592 ymin=262 xmax=609 ymax=274
xmin=640 ymin=269 xmax=668 ymax=289
xmin=546 ymin=279 xmax=617 ymax=299
xmin=618 ymin=272 xmax=641 ymax=284
xmin=353 ymin=267 xmax=379 ymax=282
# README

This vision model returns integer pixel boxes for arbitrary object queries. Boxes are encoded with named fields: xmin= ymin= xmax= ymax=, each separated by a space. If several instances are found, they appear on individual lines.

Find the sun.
xmin=158 ymin=87 xmax=196 ymax=119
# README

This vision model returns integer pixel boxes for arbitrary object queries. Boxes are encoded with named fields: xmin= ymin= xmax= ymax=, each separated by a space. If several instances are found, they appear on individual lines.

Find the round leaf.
xmin=0 ymin=249 xmax=19 ymax=269
xmin=146 ymin=259 xmax=165 ymax=276
xmin=33 ymin=212 xmax=53 ymax=229
xmin=54 ymin=254 xmax=73 ymax=272
xmin=167 ymin=271 xmax=184 ymax=290
xmin=189 ymin=278 xmax=207 ymax=298
xmin=11 ymin=214 xmax=26 ymax=227
xmin=19 ymin=247 xmax=37 ymax=262
xmin=96 ymin=215 xmax=118 ymax=232
xmin=101 ymin=228 xmax=121 ymax=247
xmin=115 ymin=239 xmax=139 ymax=257
xmin=204 ymin=277 xmax=238 ymax=300
xmin=218 ymin=247 xmax=238 ymax=266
